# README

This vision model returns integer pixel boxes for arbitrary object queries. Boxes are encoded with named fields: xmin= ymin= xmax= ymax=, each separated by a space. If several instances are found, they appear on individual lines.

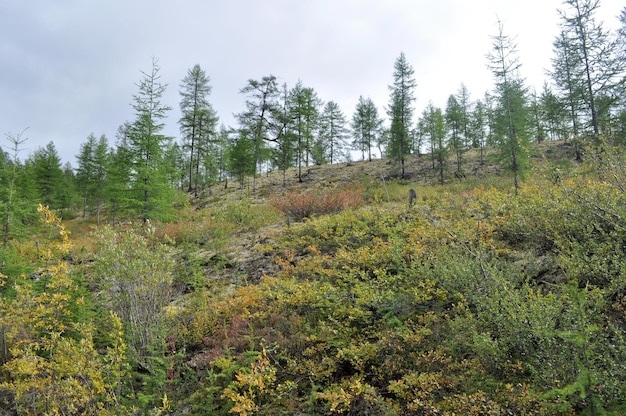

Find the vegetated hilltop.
xmin=3 ymin=139 xmax=626 ymax=415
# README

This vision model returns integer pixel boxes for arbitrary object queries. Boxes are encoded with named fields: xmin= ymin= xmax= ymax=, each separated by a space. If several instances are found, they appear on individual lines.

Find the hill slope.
xmin=153 ymin=140 xmax=625 ymax=415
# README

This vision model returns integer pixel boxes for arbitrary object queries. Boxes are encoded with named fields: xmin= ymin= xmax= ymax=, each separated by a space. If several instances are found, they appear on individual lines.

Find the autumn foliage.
xmin=2 ymin=145 xmax=626 ymax=415
xmin=270 ymin=184 xmax=365 ymax=220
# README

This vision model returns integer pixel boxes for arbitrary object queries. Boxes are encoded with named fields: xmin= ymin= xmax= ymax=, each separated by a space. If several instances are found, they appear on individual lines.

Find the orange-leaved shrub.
xmin=270 ymin=184 xmax=364 ymax=220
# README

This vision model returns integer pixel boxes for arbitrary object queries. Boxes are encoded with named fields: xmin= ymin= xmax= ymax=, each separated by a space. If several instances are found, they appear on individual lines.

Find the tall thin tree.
xmin=555 ymin=0 xmax=625 ymax=145
xmin=128 ymin=58 xmax=175 ymax=221
xmin=387 ymin=52 xmax=417 ymax=178
xmin=238 ymin=75 xmax=279 ymax=191
xmin=179 ymin=64 xmax=218 ymax=195
xmin=351 ymin=96 xmax=382 ymax=161
xmin=487 ymin=19 xmax=530 ymax=194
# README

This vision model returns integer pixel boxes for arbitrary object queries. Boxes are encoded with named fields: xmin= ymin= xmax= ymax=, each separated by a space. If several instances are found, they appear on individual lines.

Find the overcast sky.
xmin=1 ymin=0 xmax=623 ymax=165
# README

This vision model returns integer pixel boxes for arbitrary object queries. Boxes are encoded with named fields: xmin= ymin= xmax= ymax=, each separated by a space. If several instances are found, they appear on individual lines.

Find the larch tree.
xmin=76 ymin=134 xmax=97 ymax=218
xmin=29 ymin=141 xmax=64 ymax=209
xmin=127 ymin=58 xmax=177 ymax=221
xmin=237 ymin=75 xmax=280 ymax=191
xmin=58 ymin=161 xmax=77 ymax=212
xmin=487 ymin=19 xmax=530 ymax=195
xmin=387 ymin=52 xmax=417 ymax=178
xmin=555 ymin=0 xmax=625 ymax=145
xmin=420 ymin=103 xmax=447 ymax=185
xmin=227 ymin=129 xmax=256 ymax=190
xmin=272 ymin=83 xmax=297 ymax=186
xmin=445 ymin=94 xmax=465 ymax=173
xmin=315 ymin=101 xmax=349 ymax=165
xmin=551 ymin=30 xmax=585 ymax=153
xmin=289 ymin=81 xmax=321 ymax=182
xmin=351 ymin=96 xmax=382 ymax=161
xmin=456 ymin=83 xmax=473 ymax=148
xmin=469 ymin=99 xmax=488 ymax=165
xmin=528 ymin=89 xmax=547 ymax=143
xmin=1 ymin=130 xmax=29 ymax=274
xmin=76 ymin=134 xmax=110 ymax=222
xmin=179 ymin=64 xmax=218 ymax=195
xmin=539 ymin=82 xmax=570 ymax=141
xmin=106 ymin=123 xmax=133 ymax=220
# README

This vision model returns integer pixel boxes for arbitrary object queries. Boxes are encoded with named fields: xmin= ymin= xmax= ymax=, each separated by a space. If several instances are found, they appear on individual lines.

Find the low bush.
xmin=270 ymin=184 xmax=364 ymax=221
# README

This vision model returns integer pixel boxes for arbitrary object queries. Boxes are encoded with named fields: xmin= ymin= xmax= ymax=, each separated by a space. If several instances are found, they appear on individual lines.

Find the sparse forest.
xmin=1 ymin=1 xmax=626 ymax=414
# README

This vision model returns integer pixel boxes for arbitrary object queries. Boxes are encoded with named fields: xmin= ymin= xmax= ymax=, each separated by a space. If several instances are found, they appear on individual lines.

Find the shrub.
xmin=270 ymin=184 xmax=364 ymax=221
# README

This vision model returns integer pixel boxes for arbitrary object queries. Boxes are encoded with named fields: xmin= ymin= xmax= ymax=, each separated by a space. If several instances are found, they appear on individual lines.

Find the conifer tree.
xmin=29 ymin=141 xmax=64 ymax=209
xmin=445 ymin=94 xmax=464 ymax=173
xmin=315 ymin=101 xmax=349 ymax=165
xmin=554 ymin=0 xmax=624 ymax=145
xmin=288 ymin=81 xmax=321 ymax=182
xmin=227 ymin=130 xmax=256 ymax=189
xmin=127 ymin=58 xmax=177 ymax=221
xmin=1 ymin=130 xmax=29 ymax=274
xmin=351 ymin=96 xmax=382 ymax=161
xmin=387 ymin=52 xmax=417 ymax=178
xmin=107 ymin=123 xmax=133 ymax=221
xmin=238 ymin=75 xmax=279 ymax=191
xmin=487 ymin=19 xmax=530 ymax=194
xmin=420 ymin=103 xmax=447 ymax=184
xmin=76 ymin=134 xmax=109 ymax=221
xmin=179 ymin=64 xmax=218 ymax=194
xmin=272 ymin=83 xmax=297 ymax=185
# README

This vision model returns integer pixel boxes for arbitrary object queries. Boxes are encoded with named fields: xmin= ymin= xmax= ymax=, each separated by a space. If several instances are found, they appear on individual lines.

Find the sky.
xmin=1 ymin=0 xmax=623 ymax=165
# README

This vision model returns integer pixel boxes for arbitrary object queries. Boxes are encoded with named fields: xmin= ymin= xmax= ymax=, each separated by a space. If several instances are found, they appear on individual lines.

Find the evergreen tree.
xmin=272 ymin=83 xmax=297 ymax=186
xmin=238 ymin=75 xmax=279 ymax=191
xmin=555 ymin=0 xmax=625 ymax=144
xmin=315 ymin=101 xmax=349 ymax=165
xmin=107 ymin=123 xmax=133 ymax=221
xmin=76 ymin=134 xmax=97 ymax=218
xmin=76 ymin=134 xmax=110 ymax=222
xmin=127 ymin=58 xmax=178 ymax=221
xmin=487 ymin=19 xmax=531 ymax=194
xmin=469 ymin=99 xmax=488 ymax=165
xmin=445 ymin=94 xmax=465 ymax=173
xmin=227 ymin=130 xmax=256 ymax=189
xmin=387 ymin=52 xmax=417 ymax=178
xmin=1 ymin=130 xmax=30 ymax=274
xmin=289 ymin=81 xmax=320 ymax=182
xmin=91 ymin=135 xmax=110 ymax=224
xmin=551 ymin=30 xmax=585 ymax=153
xmin=420 ymin=103 xmax=447 ymax=185
xmin=29 ymin=141 xmax=64 ymax=209
xmin=351 ymin=96 xmax=382 ymax=161
xmin=58 ymin=162 xmax=77 ymax=213
xmin=539 ymin=82 xmax=570 ymax=141
xmin=528 ymin=89 xmax=547 ymax=143
xmin=179 ymin=64 xmax=218 ymax=194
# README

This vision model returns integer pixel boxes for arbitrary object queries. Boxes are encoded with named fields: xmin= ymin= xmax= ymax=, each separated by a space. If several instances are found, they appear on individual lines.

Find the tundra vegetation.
xmin=1 ymin=141 xmax=626 ymax=415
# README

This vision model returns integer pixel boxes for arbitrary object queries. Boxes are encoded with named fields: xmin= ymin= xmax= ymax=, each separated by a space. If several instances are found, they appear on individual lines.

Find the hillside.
xmin=194 ymin=141 xmax=578 ymax=284
xmin=2 ymin=140 xmax=625 ymax=415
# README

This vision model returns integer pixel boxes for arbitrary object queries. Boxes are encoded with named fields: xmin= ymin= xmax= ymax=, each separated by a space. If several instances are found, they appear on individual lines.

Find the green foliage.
xmin=172 ymin=169 xmax=625 ymax=413
xmin=89 ymin=225 xmax=175 ymax=359
xmin=386 ymin=52 xmax=416 ymax=178
xmin=4 ymin=137 xmax=626 ymax=414
xmin=125 ymin=58 xmax=181 ymax=222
